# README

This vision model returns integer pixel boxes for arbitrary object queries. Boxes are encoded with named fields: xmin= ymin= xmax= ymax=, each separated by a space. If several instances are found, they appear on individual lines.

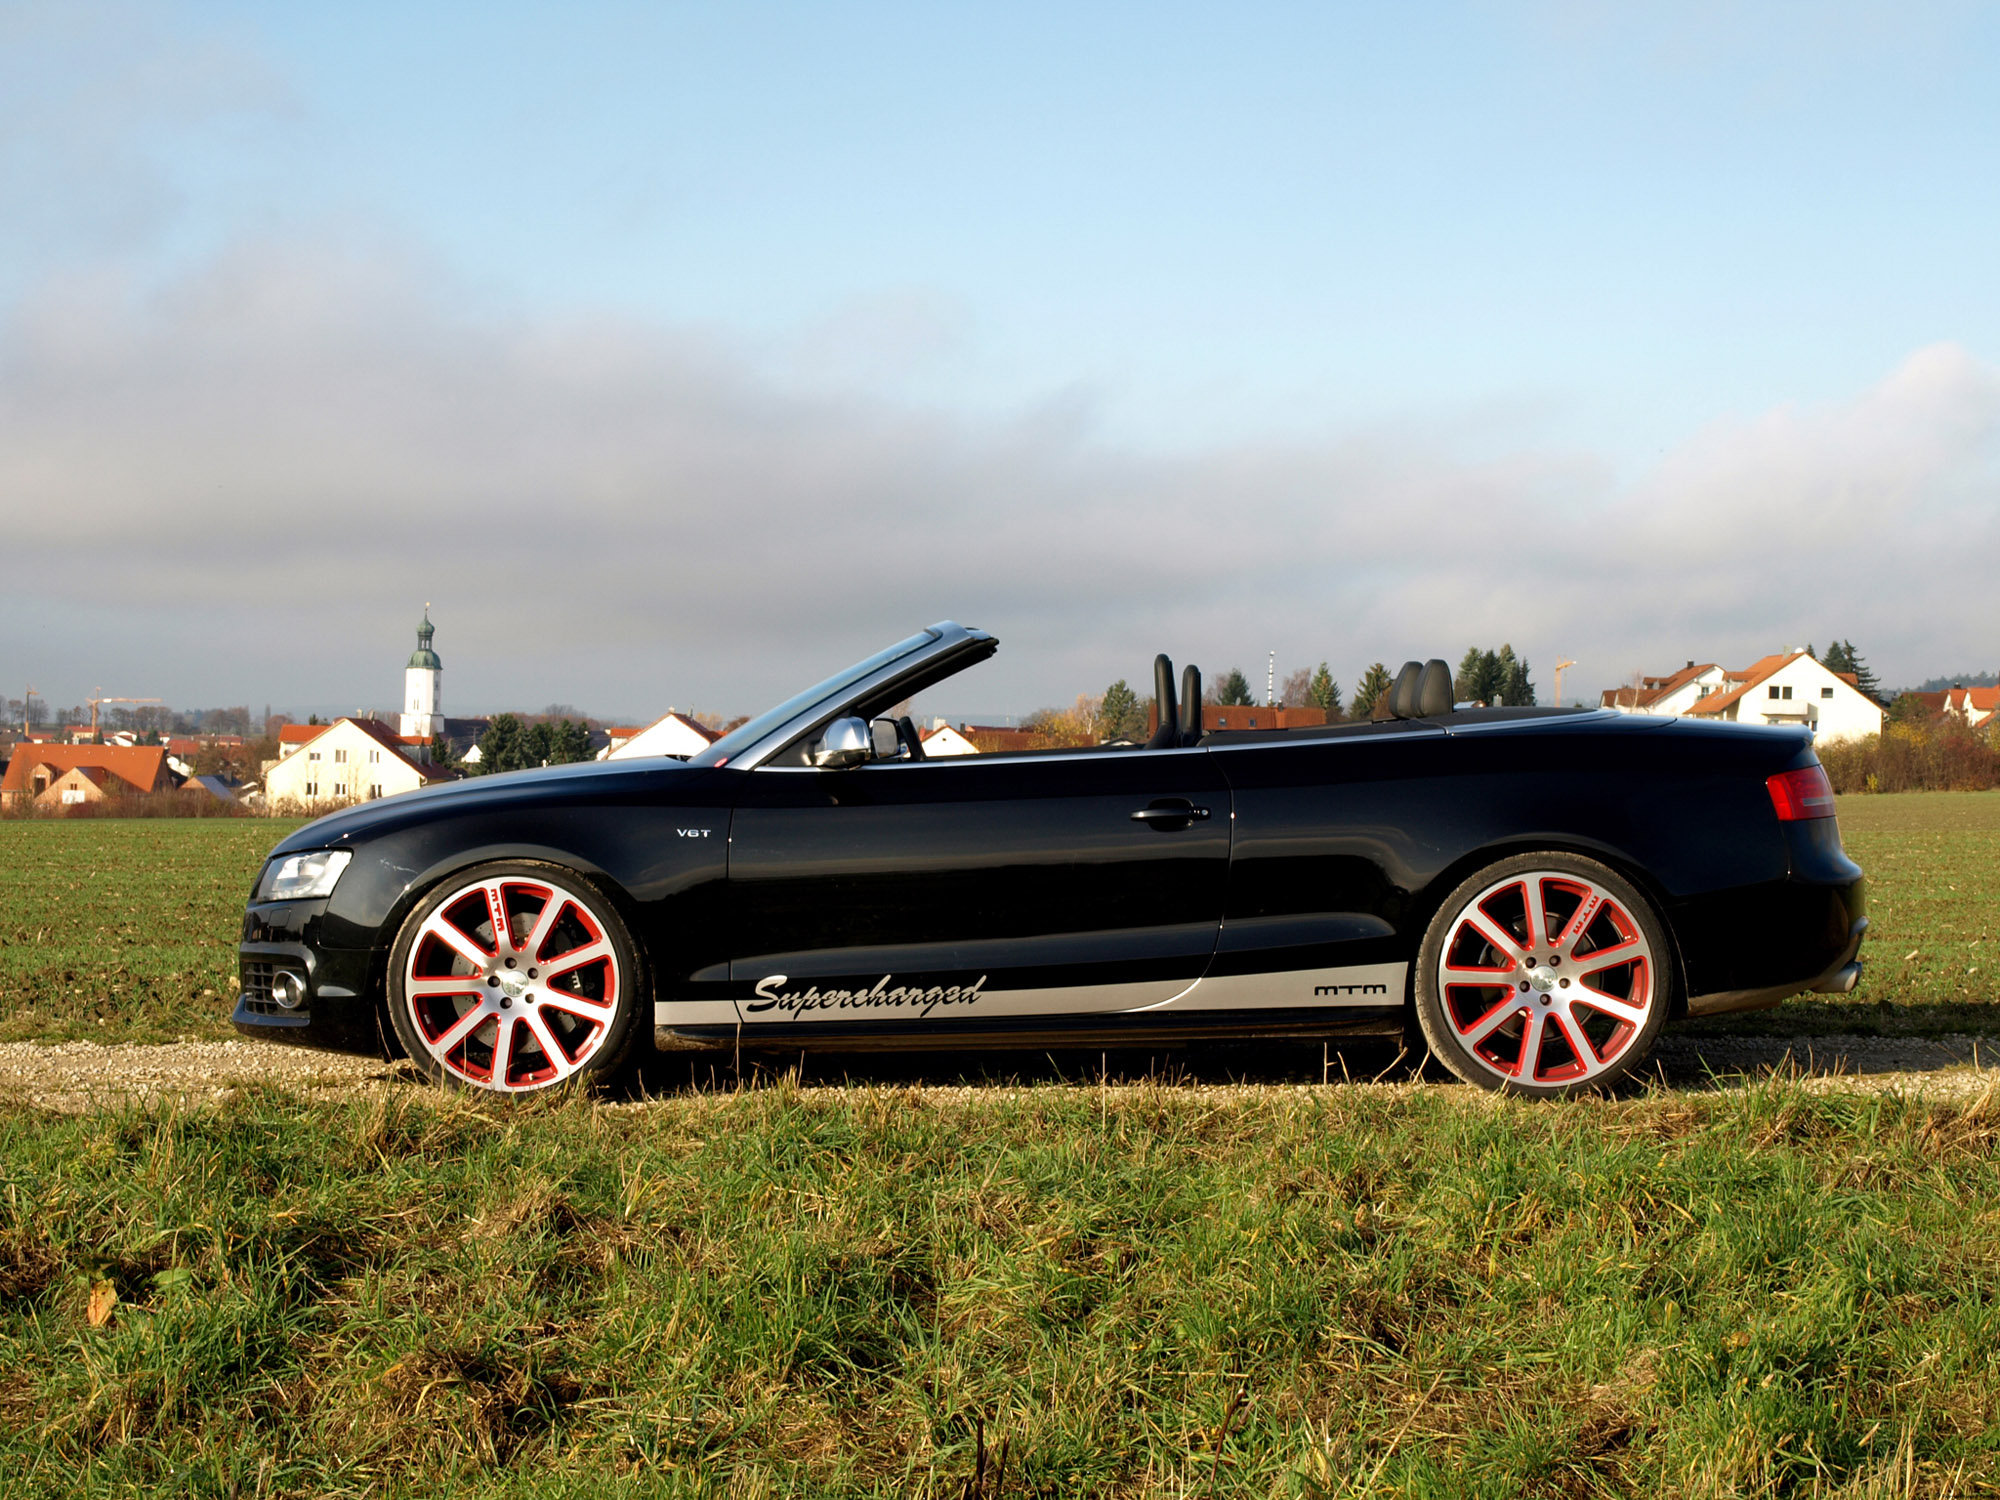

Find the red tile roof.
xmin=1 ymin=744 xmax=176 ymax=796
xmin=1601 ymin=662 xmax=1718 ymax=711
xmin=1685 ymin=652 xmax=1809 ymax=717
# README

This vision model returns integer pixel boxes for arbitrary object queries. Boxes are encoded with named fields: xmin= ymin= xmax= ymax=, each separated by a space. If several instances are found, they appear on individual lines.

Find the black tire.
xmin=386 ymin=860 xmax=644 ymax=1094
xmin=1413 ymin=852 xmax=1672 ymax=1097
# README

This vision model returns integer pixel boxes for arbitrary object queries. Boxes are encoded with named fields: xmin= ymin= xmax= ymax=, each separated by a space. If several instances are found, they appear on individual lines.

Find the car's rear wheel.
xmin=387 ymin=861 xmax=642 ymax=1094
xmin=1413 ymin=853 xmax=1671 ymax=1097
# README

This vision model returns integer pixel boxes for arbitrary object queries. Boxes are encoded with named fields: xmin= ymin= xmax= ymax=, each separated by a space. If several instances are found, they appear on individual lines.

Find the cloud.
xmin=0 ymin=1 xmax=290 ymax=270
xmin=3 ymin=237 xmax=1997 ymax=716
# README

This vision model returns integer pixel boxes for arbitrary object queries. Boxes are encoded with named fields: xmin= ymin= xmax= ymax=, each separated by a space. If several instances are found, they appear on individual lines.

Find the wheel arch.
xmin=363 ymin=843 xmax=657 ymax=1058
xmin=1403 ymin=835 xmax=1692 ymax=1019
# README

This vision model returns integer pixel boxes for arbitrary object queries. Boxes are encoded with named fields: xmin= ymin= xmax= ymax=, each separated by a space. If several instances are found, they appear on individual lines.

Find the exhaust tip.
xmin=271 ymin=971 xmax=308 ymax=1010
xmin=1813 ymin=961 xmax=1862 ymax=996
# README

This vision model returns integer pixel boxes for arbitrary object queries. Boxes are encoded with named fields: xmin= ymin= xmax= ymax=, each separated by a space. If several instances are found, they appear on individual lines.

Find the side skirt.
xmin=654 ymin=1006 xmax=1406 ymax=1054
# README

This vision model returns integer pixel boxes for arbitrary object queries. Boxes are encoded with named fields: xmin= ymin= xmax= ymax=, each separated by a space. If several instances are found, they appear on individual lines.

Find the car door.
xmin=722 ymin=745 xmax=1231 ymax=1035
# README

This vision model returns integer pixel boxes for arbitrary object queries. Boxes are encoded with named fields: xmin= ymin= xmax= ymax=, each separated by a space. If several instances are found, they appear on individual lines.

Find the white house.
xmin=918 ymin=723 xmax=980 ymax=757
xmin=1609 ymin=651 xmax=1881 ymax=742
xmin=264 ymin=718 xmax=453 ymax=809
xmin=1601 ymin=661 xmax=1728 ymax=717
xmin=601 ymin=712 xmax=721 ymax=761
xmin=1943 ymin=686 xmax=1999 ymax=730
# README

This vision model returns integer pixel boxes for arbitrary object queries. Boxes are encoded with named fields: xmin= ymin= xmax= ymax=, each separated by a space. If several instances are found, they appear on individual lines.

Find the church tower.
xmin=400 ymin=606 xmax=442 ymax=741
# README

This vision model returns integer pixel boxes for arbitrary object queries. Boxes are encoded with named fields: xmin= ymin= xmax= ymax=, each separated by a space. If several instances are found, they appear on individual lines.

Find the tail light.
xmin=1767 ymin=764 xmax=1836 ymax=821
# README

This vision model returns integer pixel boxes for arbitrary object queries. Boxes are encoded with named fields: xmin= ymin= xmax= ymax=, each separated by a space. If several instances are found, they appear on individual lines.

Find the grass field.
xmin=0 ymin=819 xmax=305 ymax=1044
xmin=4 ymin=793 xmax=1999 ymax=1047
xmin=1 ymin=1080 xmax=1996 ymax=1497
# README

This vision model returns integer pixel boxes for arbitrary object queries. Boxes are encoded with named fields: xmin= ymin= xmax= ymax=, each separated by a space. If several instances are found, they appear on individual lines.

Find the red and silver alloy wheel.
xmin=394 ymin=870 xmax=628 ymax=1093
xmin=1415 ymin=856 xmax=1670 ymax=1095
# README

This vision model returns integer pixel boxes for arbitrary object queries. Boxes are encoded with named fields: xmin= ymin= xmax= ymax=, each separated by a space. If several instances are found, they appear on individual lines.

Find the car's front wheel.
xmin=386 ymin=861 xmax=643 ymax=1094
xmin=1413 ymin=853 xmax=1671 ymax=1097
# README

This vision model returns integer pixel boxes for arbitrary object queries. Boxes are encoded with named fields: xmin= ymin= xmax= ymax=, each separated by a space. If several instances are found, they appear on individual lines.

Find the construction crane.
xmin=87 ymin=693 xmax=163 ymax=739
xmin=1552 ymin=659 xmax=1577 ymax=708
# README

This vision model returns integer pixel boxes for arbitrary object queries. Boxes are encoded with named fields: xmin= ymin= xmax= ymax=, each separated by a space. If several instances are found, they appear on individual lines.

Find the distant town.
xmin=3 ymin=612 xmax=1996 ymax=815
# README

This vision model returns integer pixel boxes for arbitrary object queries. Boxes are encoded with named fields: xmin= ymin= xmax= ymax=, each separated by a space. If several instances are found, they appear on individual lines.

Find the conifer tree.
xmin=1351 ymin=662 xmax=1394 ymax=719
xmin=1100 ymin=679 xmax=1147 ymax=741
xmin=1496 ymin=644 xmax=1536 ymax=706
xmin=1307 ymin=662 xmax=1341 ymax=719
xmin=1215 ymin=668 xmax=1254 ymax=706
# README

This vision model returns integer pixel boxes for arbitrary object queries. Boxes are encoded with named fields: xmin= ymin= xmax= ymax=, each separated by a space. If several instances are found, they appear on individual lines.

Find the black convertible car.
xmin=237 ymin=622 xmax=1865 ymax=1097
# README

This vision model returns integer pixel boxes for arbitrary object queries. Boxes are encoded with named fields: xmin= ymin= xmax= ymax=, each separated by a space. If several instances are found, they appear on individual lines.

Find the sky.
xmin=4 ymin=0 xmax=1999 ymax=722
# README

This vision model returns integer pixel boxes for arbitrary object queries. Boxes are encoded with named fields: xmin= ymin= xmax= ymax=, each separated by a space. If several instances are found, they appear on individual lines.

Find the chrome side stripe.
xmin=657 ymin=962 xmax=1408 ymax=1030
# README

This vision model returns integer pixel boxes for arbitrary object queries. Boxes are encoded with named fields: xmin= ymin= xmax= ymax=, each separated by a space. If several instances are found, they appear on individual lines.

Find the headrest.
xmin=1381 ymin=658 xmax=1455 ymax=720
xmin=1385 ymin=661 xmax=1423 ymax=719
xmin=1145 ymin=654 xmax=1179 ymax=749
xmin=1178 ymin=665 xmax=1202 ymax=743
xmin=1417 ymin=659 xmax=1454 ymax=717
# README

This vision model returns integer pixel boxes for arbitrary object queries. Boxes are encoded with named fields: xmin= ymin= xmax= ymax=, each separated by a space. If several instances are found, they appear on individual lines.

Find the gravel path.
xmin=1 ymin=1032 xmax=1996 ymax=1111
xmin=0 ymin=1040 xmax=407 ymax=1113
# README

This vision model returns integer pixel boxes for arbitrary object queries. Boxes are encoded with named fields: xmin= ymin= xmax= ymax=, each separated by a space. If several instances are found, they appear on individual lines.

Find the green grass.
xmin=4 ymin=794 xmax=2000 ymax=1045
xmin=0 ymin=820 xmax=305 ymax=1044
xmin=1 ymin=1080 xmax=1995 ymax=1497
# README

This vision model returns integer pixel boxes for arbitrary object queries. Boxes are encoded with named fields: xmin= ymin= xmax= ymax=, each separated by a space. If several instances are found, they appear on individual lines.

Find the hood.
xmin=269 ymin=755 xmax=710 ymax=854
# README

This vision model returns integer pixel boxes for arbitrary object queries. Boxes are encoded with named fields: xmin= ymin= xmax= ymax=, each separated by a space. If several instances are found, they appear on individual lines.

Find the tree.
xmin=1351 ymin=662 xmax=1393 ymax=719
xmin=1213 ymin=668 xmax=1254 ymax=706
xmin=1821 ymin=641 xmax=1852 ymax=675
xmin=1888 ymin=692 xmax=1938 ymax=726
xmin=1495 ymin=644 xmax=1536 ymax=706
xmin=1307 ymin=662 xmax=1341 ymax=719
xmin=1100 ymin=679 xmax=1147 ymax=741
xmin=1455 ymin=647 xmax=1502 ymax=706
xmin=1830 ymin=640 xmax=1882 ymax=702
xmin=551 ymin=718 xmax=593 ymax=764
xmin=1022 ymin=695 xmax=1101 ymax=749
xmin=428 ymin=731 xmax=450 ymax=766
xmin=1453 ymin=645 xmax=1535 ymax=706
xmin=1278 ymin=667 xmax=1313 ymax=707
xmin=472 ymin=714 xmax=525 ymax=775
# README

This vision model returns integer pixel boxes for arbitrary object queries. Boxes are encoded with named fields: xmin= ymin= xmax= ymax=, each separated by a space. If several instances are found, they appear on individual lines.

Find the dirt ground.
xmin=2 ymin=1030 xmax=1996 ymax=1112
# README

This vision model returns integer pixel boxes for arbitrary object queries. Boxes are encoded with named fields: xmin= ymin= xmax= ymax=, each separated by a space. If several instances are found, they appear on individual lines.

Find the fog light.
xmin=271 ymin=971 xmax=307 ymax=1010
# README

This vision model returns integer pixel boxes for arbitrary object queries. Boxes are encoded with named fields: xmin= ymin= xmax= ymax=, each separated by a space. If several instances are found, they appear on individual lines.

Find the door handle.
xmin=1131 ymin=800 xmax=1212 ymax=827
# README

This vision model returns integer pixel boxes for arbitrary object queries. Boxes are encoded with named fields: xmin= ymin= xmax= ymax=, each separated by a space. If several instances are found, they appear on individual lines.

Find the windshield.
xmin=686 ymin=630 xmax=938 ymax=767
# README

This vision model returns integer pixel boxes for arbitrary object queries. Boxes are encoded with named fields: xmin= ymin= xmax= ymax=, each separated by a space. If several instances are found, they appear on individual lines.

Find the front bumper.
xmin=233 ymin=898 xmax=385 ymax=1056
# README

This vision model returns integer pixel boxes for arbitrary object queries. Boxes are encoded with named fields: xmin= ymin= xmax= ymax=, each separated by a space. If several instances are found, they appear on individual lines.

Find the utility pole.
xmin=22 ymin=685 xmax=35 ymax=737
xmin=1267 ymin=651 xmax=1276 ymax=707
xmin=1553 ymin=659 xmax=1577 ymax=708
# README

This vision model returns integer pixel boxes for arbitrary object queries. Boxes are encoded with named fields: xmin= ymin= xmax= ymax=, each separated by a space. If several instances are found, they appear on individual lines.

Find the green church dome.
xmin=408 ymin=609 xmax=442 ymax=670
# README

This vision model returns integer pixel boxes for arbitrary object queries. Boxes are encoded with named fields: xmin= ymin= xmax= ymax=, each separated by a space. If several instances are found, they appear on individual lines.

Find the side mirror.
xmin=869 ymin=718 xmax=906 ymax=760
xmin=811 ymin=716 xmax=872 ymax=769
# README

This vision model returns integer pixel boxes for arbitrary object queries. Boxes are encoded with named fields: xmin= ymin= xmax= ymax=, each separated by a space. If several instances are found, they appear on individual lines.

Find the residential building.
xmin=1943 ymin=686 xmax=1999 ymax=730
xmin=1599 ymin=661 xmax=1727 ymax=716
xmin=262 ymin=718 xmax=454 ymax=809
xmin=1605 ymin=651 xmax=1882 ymax=742
xmin=1 ymin=744 xmax=179 ymax=809
xmin=918 ymin=723 xmax=980 ymax=757
xmin=602 ymin=713 xmax=722 ymax=761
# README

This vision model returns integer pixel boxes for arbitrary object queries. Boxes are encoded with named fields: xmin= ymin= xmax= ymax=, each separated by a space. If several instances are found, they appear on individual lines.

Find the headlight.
xmin=256 ymin=850 xmax=353 ymax=902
